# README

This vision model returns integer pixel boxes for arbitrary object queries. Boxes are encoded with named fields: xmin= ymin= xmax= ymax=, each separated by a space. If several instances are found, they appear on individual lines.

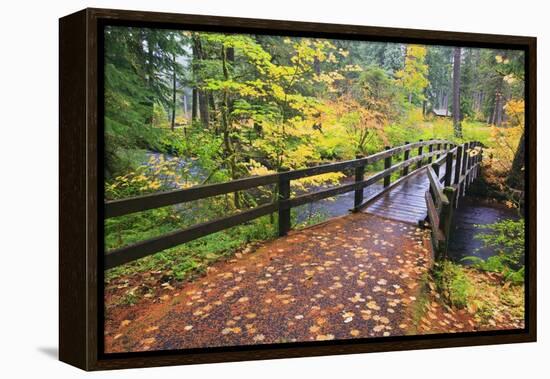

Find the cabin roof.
xmin=432 ymin=108 xmax=451 ymax=117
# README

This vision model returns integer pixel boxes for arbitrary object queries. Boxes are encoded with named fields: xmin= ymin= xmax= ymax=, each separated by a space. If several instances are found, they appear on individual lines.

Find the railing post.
xmin=454 ymin=145 xmax=463 ymax=185
xmin=462 ymin=142 xmax=470 ymax=196
xmin=438 ymin=186 xmax=457 ymax=260
xmin=474 ymin=149 xmax=479 ymax=180
xmin=402 ymin=142 xmax=410 ymax=177
xmin=453 ymin=145 xmax=463 ymax=208
xmin=353 ymin=155 xmax=365 ymax=212
xmin=432 ymin=162 xmax=440 ymax=178
xmin=417 ymin=140 xmax=424 ymax=169
xmin=462 ymin=143 xmax=469 ymax=176
xmin=278 ymin=167 xmax=291 ymax=237
xmin=384 ymin=146 xmax=392 ymax=187
xmin=444 ymin=151 xmax=454 ymax=187
xmin=468 ymin=147 xmax=474 ymax=185
xmin=477 ymin=148 xmax=483 ymax=177
xmin=427 ymin=142 xmax=434 ymax=164
xmin=435 ymin=142 xmax=441 ymax=159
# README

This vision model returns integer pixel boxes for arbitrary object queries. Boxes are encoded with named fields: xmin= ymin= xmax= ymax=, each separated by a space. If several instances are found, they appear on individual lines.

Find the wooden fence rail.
xmin=425 ymin=141 xmax=483 ymax=259
xmin=104 ymin=139 xmax=482 ymax=269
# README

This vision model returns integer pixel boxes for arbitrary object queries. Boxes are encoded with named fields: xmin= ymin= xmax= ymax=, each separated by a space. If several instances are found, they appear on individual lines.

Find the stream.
xmin=447 ymin=197 xmax=519 ymax=264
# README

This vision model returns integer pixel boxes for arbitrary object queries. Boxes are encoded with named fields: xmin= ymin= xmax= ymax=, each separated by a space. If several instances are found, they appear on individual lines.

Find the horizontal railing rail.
xmin=104 ymin=139 xmax=459 ymax=269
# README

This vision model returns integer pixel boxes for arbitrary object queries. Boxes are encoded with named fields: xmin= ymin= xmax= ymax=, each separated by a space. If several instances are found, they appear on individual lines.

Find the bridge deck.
xmin=363 ymin=163 xmax=452 ymax=225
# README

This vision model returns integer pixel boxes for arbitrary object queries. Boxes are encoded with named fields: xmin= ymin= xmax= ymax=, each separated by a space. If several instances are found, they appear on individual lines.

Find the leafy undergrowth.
xmin=105 ymin=216 xmax=277 ymax=308
xmin=409 ymin=261 xmax=524 ymax=334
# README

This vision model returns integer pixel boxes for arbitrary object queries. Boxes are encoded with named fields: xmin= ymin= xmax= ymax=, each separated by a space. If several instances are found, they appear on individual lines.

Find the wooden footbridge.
xmin=105 ymin=139 xmax=483 ymax=269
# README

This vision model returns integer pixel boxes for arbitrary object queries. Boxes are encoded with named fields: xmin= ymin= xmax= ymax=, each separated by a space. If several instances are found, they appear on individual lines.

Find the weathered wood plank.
xmin=454 ymin=145 xmax=463 ymax=185
xmin=105 ymin=173 xmax=279 ymax=218
xmin=104 ymin=202 xmax=278 ymax=269
xmin=402 ymin=142 xmax=410 ymax=176
xmin=416 ymin=140 xmax=424 ymax=169
xmin=444 ymin=152 xmax=454 ymax=186
xmin=427 ymin=165 xmax=448 ymax=209
xmin=278 ymin=168 xmax=291 ymax=236
xmin=425 ymin=190 xmax=440 ymax=229
xmin=353 ymin=155 xmax=365 ymax=211
xmin=384 ymin=146 xmax=392 ymax=187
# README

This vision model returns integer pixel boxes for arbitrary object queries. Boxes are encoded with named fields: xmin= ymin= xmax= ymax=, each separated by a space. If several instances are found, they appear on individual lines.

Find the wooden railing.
xmin=104 ymin=139 xmax=465 ymax=269
xmin=425 ymin=141 xmax=483 ymax=259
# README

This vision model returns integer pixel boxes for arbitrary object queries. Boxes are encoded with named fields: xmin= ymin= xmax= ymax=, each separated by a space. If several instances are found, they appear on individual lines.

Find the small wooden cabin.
xmin=431 ymin=108 xmax=451 ymax=117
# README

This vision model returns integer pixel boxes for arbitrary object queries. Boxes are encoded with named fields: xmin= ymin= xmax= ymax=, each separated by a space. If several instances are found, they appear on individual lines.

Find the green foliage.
xmin=395 ymin=45 xmax=429 ymax=105
xmin=425 ymin=46 xmax=452 ymax=110
xmin=106 ymin=215 xmax=276 ymax=282
xmin=462 ymin=219 xmax=525 ymax=283
xmin=103 ymin=27 xmax=526 ymax=287
xmin=104 ymin=27 xmax=190 ymax=179
xmin=433 ymin=260 xmax=474 ymax=308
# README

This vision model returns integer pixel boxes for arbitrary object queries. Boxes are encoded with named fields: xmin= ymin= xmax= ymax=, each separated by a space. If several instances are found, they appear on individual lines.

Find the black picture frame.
xmin=59 ymin=7 xmax=537 ymax=371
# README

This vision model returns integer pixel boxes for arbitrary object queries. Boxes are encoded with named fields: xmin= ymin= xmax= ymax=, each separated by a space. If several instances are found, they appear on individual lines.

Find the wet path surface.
xmin=295 ymin=180 xmax=383 ymax=224
xmin=363 ymin=164 xmax=451 ymax=225
xmin=363 ymin=169 xmax=430 ymax=224
xmin=105 ymin=213 xmax=432 ymax=353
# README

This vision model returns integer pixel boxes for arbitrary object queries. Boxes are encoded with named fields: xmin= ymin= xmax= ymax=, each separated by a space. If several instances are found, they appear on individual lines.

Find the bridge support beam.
xmin=438 ymin=186 xmax=457 ymax=260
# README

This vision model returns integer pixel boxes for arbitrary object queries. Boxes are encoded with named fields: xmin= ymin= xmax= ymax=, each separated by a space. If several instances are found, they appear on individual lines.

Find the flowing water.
xmin=447 ymin=197 xmax=519 ymax=264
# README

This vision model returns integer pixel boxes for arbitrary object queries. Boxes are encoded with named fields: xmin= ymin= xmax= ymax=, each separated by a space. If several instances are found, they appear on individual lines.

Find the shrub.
xmin=462 ymin=219 xmax=525 ymax=283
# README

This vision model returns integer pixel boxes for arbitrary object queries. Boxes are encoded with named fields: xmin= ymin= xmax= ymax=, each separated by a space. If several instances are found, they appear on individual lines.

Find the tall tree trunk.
xmin=220 ymin=44 xmax=240 ymax=208
xmin=183 ymin=94 xmax=188 ymax=118
xmin=191 ymin=89 xmax=198 ymax=122
xmin=492 ymin=76 xmax=504 ymax=126
xmin=313 ymin=57 xmax=321 ymax=75
xmin=507 ymin=132 xmax=525 ymax=190
xmin=452 ymin=47 xmax=463 ymax=138
xmin=171 ymin=52 xmax=177 ymax=131
xmin=495 ymin=93 xmax=504 ymax=127
xmin=422 ymin=88 xmax=428 ymax=116
xmin=191 ymin=35 xmax=199 ymax=123
xmin=144 ymin=31 xmax=155 ymax=126
xmin=192 ymin=34 xmax=209 ymax=128
xmin=198 ymin=91 xmax=210 ymax=127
